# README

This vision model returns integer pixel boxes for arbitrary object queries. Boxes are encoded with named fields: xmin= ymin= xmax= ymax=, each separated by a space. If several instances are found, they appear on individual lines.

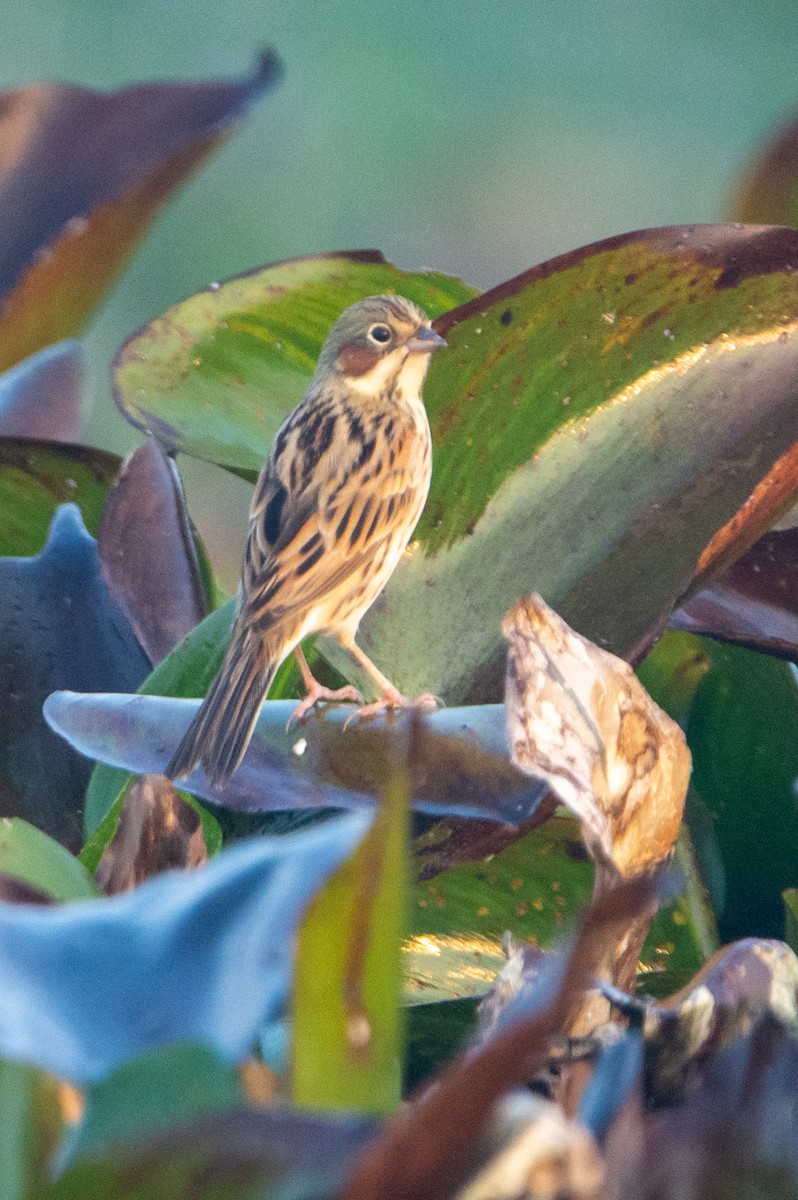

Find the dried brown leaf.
xmin=503 ymin=595 xmax=691 ymax=881
xmin=95 ymin=774 xmax=206 ymax=894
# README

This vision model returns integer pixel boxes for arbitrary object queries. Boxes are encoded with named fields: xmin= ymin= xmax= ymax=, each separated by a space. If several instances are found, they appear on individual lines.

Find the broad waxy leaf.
xmin=114 ymin=250 xmax=478 ymax=473
xmin=50 ymin=1107 xmax=376 ymax=1200
xmin=0 ymin=341 xmax=84 ymax=442
xmin=672 ymin=528 xmax=798 ymax=660
xmin=405 ymin=818 xmax=713 ymax=1004
xmin=82 ymin=600 xmax=237 ymax=838
xmin=81 ymin=600 xmax=363 ymax=837
xmin=0 ymin=818 xmax=99 ymax=902
xmin=57 ymin=1043 xmax=243 ymax=1172
xmin=354 ymin=224 xmax=798 ymax=704
xmin=44 ymin=691 xmax=546 ymax=824
xmin=0 ymin=505 xmax=150 ymax=849
xmin=293 ymin=759 xmax=409 ymax=1113
xmin=0 ymin=1059 xmax=62 ymax=1200
xmin=115 ymin=228 xmax=798 ymax=712
xmin=0 ymin=55 xmax=282 ymax=371
xmin=0 ymin=812 xmax=370 ymax=1083
xmin=98 ymin=440 xmax=210 ymax=665
xmin=686 ymin=639 xmax=798 ymax=941
xmin=0 ymin=437 xmax=120 ymax=557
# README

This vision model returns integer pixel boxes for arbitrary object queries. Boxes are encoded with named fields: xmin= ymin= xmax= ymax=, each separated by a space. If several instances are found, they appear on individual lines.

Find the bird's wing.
xmin=240 ymin=398 xmax=424 ymax=631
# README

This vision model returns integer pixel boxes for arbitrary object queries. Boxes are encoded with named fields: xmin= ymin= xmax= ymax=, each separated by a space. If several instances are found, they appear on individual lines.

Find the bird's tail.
xmin=165 ymin=633 xmax=279 ymax=788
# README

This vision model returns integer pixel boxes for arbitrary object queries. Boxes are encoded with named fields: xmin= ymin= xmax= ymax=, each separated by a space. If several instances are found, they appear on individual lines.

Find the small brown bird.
xmin=166 ymin=295 xmax=445 ymax=787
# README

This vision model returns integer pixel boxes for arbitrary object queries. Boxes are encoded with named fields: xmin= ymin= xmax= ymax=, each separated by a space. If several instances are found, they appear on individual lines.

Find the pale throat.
xmin=346 ymin=348 xmax=431 ymax=411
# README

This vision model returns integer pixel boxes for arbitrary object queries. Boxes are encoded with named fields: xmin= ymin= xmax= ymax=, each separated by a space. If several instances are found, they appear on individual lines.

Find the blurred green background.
xmin=4 ymin=0 xmax=796 ymax=581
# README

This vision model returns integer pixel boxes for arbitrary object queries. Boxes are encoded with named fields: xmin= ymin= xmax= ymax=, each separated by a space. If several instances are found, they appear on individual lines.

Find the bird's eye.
xmin=368 ymin=324 xmax=392 ymax=345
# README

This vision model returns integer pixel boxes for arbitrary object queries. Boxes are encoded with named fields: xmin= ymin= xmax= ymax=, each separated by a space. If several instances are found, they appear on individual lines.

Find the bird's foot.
xmin=288 ymin=682 xmax=363 ymax=728
xmin=344 ymin=690 xmax=442 ymax=728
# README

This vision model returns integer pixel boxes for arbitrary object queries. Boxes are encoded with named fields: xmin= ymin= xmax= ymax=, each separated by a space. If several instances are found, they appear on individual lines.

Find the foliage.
xmin=0 ymin=53 xmax=797 ymax=1200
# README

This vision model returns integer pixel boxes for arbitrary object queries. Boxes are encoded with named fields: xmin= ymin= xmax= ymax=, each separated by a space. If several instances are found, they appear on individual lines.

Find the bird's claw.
xmin=342 ymin=691 xmax=443 ymax=729
xmin=287 ymin=683 xmax=363 ymax=730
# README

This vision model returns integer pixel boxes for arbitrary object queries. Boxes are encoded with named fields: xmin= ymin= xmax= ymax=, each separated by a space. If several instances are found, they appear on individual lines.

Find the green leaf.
xmin=637 ymin=630 xmax=712 ymax=723
xmin=406 ymin=817 xmax=593 ymax=1003
xmin=45 ymin=1107 xmax=375 ymax=1200
xmin=637 ymin=828 xmax=719 ymax=997
xmin=0 ymin=1060 xmax=62 ymax=1200
xmin=291 ymin=763 xmax=409 ymax=1113
xmin=83 ymin=601 xmax=236 ymax=836
xmin=406 ymin=815 xmax=713 ymax=1005
xmin=0 ymin=819 xmax=100 ymax=901
xmin=784 ymin=889 xmax=798 ymax=954
xmin=404 ymin=998 xmax=478 ymax=1094
xmin=687 ymin=639 xmax=798 ymax=940
xmin=0 ymin=437 xmax=119 ymax=557
xmin=114 ymin=251 xmax=477 ymax=474
xmin=58 ymin=1044 xmax=243 ymax=1172
xmin=349 ymin=225 xmax=798 ymax=703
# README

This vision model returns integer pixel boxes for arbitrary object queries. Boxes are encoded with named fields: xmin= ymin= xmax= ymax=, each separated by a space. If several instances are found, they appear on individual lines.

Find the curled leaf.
xmin=98 ymin=440 xmax=209 ymax=665
xmin=44 ymin=692 xmax=545 ymax=825
xmin=0 ymin=811 xmax=371 ymax=1082
xmin=503 ymin=594 xmax=691 ymax=881
xmin=673 ymin=528 xmax=798 ymax=659
xmin=601 ymin=938 xmax=798 ymax=1105
xmin=0 ymin=54 xmax=282 ymax=370
xmin=0 ymin=504 xmax=150 ymax=848
xmin=0 ymin=340 xmax=83 ymax=441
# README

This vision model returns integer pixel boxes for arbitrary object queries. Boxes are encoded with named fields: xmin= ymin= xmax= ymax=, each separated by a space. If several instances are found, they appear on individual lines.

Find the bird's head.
xmin=314 ymin=295 xmax=446 ymax=397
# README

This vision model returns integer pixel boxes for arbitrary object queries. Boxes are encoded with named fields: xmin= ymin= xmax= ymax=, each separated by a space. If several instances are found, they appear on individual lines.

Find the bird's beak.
xmin=406 ymin=326 xmax=447 ymax=353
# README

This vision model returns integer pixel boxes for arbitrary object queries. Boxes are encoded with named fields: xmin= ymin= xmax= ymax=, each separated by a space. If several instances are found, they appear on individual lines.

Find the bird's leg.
xmin=340 ymin=638 xmax=441 ymax=722
xmin=289 ymin=644 xmax=362 ymax=725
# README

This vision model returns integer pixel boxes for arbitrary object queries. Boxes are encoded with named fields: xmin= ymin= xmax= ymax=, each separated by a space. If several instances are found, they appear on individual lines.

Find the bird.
xmin=165 ymin=294 xmax=446 ymax=788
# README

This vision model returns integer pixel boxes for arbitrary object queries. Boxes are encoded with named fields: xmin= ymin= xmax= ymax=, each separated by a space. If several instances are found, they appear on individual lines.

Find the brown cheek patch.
xmin=337 ymin=345 xmax=381 ymax=377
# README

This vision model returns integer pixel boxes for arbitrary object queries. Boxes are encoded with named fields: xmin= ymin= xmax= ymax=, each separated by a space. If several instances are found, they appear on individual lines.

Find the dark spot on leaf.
xmin=715 ymin=226 xmax=798 ymax=289
xmin=624 ymin=273 xmax=638 ymax=286
xmin=500 ymin=309 xmax=513 ymax=326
